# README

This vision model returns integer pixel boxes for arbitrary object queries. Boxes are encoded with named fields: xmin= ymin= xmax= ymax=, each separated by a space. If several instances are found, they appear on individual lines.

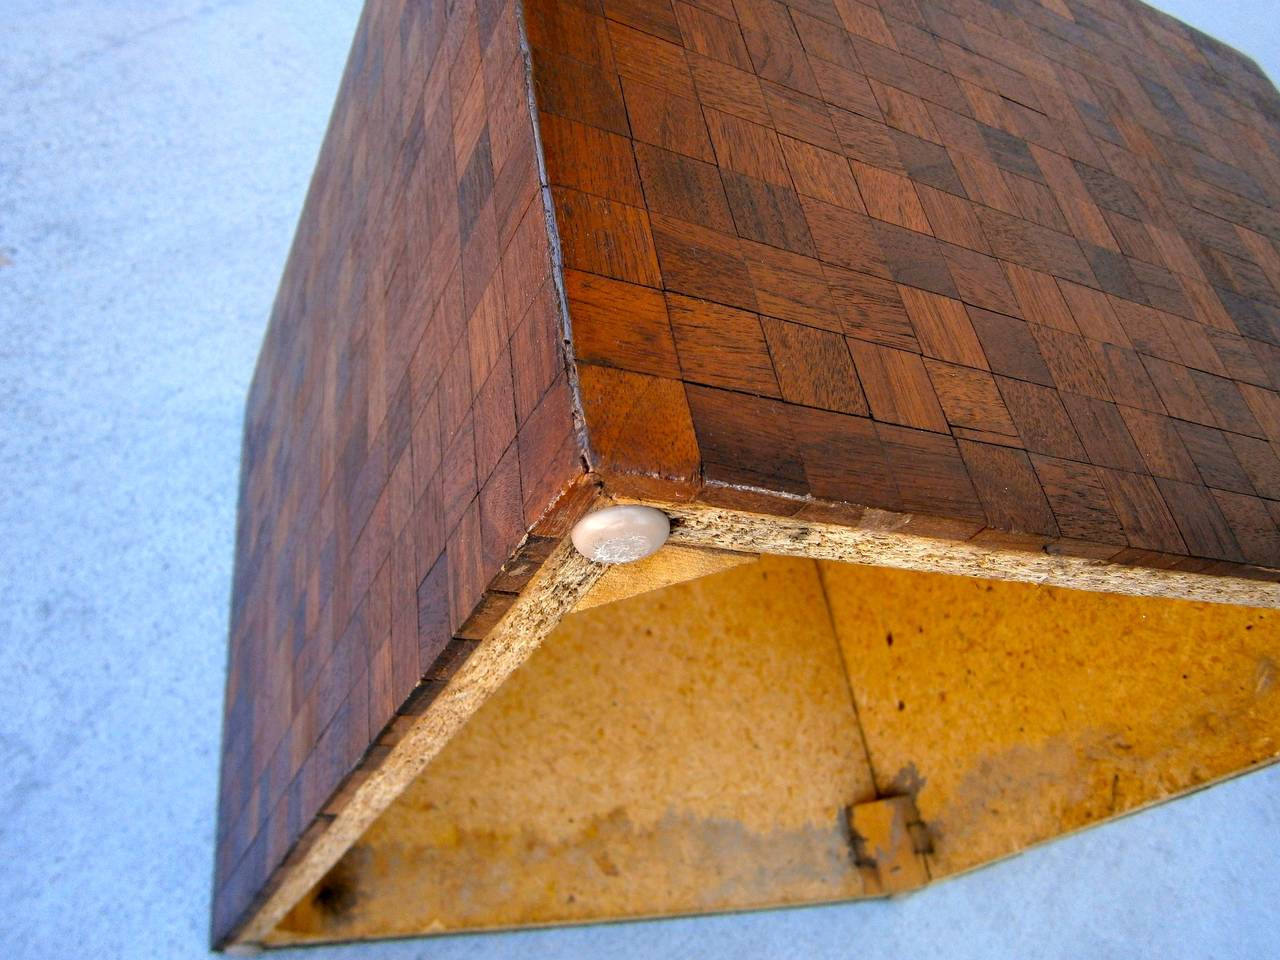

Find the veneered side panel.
xmin=213 ymin=0 xmax=586 ymax=943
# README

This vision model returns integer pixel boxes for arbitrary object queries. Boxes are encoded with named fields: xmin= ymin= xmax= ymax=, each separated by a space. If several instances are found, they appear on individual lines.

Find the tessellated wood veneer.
xmin=215 ymin=0 xmax=1280 ymax=948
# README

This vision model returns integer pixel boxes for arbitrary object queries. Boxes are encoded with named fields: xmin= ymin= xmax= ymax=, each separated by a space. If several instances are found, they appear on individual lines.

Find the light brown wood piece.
xmin=574 ymin=543 xmax=756 ymax=610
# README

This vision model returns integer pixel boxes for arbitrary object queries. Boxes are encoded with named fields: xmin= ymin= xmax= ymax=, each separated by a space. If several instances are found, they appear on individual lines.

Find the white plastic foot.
xmin=570 ymin=505 xmax=671 ymax=564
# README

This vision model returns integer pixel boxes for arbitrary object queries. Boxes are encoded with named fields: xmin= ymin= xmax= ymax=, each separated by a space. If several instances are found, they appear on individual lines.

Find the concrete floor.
xmin=1 ymin=2 xmax=1277 ymax=958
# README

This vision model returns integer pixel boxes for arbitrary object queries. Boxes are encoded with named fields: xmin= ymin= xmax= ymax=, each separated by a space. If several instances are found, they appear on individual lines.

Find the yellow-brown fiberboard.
xmin=271 ymin=556 xmax=875 ymax=943
xmin=820 ymin=560 xmax=1280 ymax=879
xmin=270 ymin=553 xmax=1280 ymax=944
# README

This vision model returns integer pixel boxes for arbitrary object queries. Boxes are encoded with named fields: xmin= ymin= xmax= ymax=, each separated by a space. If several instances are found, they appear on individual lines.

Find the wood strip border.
xmin=658 ymin=500 xmax=1280 ymax=608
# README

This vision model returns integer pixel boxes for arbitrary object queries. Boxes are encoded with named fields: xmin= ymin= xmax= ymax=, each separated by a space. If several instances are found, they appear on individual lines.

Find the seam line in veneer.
xmin=517 ymin=0 xmax=594 ymax=477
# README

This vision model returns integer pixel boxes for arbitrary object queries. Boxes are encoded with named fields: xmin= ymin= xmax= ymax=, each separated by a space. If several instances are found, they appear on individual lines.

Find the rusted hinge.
xmin=847 ymin=795 xmax=933 ymax=895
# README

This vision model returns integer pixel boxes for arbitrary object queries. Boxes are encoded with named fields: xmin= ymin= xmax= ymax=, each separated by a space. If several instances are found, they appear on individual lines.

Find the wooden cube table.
xmin=213 ymin=0 xmax=1280 ymax=949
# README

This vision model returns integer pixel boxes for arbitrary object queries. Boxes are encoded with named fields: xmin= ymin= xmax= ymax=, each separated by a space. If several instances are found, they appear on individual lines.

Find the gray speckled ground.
xmin=1 ymin=3 xmax=1277 ymax=958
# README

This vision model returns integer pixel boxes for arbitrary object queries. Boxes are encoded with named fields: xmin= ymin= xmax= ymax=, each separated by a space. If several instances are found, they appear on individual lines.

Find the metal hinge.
xmin=847 ymin=795 xmax=933 ymax=895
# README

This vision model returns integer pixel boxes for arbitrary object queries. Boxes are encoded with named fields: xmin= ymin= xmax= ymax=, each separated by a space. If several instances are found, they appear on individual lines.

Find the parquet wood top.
xmin=535 ymin=0 xmax=1280 ymax=574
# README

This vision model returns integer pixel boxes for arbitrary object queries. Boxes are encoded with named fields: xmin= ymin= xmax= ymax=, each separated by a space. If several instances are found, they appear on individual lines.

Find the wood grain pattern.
xmin=899 ymin=287 xmax=988 ymax=369
xmin=668 ymin=293 xmax=781 ymax=396
xmin=634 ymin=142 xmax=735 ymax=233
xmin=925 ymin=359 xmax=1017 ymax=437
xmin=852 ymin=161 xmax=932 ymax=233
xmin=959 ymin=440 xmax=1059 ymax=540
xmin=214 ymin=0 xmax=589 ymax=944
xmin=565 ymin=269 xmax=681 ymax=378
xmin=761 ymin=316 xmax=869 ymax=415
xmin=578 ymin=364 xmax=701 ymax=499
xmin=1030 ymin=454 xmax=1127 ymax=546
xmin=850 ymin=339 xmax=949 ymax=433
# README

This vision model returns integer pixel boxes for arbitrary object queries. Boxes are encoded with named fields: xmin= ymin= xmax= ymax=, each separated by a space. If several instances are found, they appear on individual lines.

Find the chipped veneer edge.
xmin=233 ymin=537 xmax=606 ymax=946
xmin=656 ymin=501 xmax=1280 ymax=608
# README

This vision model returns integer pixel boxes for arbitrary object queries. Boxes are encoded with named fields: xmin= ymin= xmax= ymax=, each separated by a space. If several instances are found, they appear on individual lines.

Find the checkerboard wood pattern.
xmin=536 ymin=0 xmax=1280 ymax=567
xmin=216 ymin=0 xmax=1280 ymax=946
xmin=212 ymin=0 xmax=591 ymax=944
